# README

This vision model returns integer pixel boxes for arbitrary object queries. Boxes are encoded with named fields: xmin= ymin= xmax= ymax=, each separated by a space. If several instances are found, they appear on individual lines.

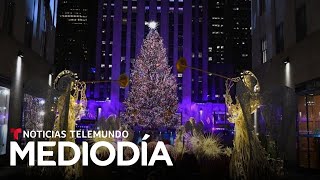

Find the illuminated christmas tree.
xmin=124 ymin=23 xmax=178 ymax=129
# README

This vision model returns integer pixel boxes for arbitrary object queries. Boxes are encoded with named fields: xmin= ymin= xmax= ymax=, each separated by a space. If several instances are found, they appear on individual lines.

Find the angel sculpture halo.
xmin=240 ymin=70 xmax=260 ymax=93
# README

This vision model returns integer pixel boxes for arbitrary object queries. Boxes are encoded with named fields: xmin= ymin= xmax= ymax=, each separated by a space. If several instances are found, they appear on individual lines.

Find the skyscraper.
xmin=207 ymin=0 xmax=251 ymax=103
xmin=54 ymin=0 xmax=96 ymax=81
xmin=87 ymin=0 xmax=229 ymax=125
xmin=208 ymin=0 xmax=251 ymax=69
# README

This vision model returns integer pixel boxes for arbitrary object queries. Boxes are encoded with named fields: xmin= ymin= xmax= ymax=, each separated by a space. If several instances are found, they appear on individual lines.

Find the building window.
xmin=261 ymin=37 xmax=267 ymax=64
xmin=276 ymin=22 xmax=284 ymax=53
xmin=259 ymin=0 xmax=266 ymax=16
xmin=296 ymin=5 xmax=307 ymax=42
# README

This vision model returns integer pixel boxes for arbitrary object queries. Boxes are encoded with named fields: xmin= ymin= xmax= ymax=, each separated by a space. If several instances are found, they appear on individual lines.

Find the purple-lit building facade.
xmin=85 ymin=0 xmax=233 ymax=128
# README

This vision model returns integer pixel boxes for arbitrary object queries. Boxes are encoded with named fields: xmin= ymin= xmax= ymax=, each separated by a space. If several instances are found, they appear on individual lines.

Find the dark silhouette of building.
xmin=54 ymin=0 xmax=97 ymax=81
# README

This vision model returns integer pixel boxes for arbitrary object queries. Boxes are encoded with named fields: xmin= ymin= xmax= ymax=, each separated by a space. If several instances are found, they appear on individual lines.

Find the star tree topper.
xmin=146 ymin=21 xmax=158 ymax=30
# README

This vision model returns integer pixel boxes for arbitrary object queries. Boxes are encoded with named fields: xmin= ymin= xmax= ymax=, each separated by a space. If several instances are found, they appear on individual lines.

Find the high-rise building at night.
xmin=207 ymin=0 xmax=251 ymax=103
xmin=54 ymin=0 xmax=96 ymax=80
xmin=86 ymin=0 xmax=229 ymax=126
xmin=208 ymin=0 xmax=251 ymax=68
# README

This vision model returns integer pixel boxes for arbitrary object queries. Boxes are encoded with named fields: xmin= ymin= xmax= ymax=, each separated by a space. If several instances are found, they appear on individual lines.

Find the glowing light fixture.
xmin=199 ymin=108 xmax=203 ymax=115
xmin=16 ymin=57 xmax=22 ymax=76
xmin=15 ymin=50 xmax=23 ymax=88
xmin=283 ymin=57 xmax=290 ymax=64
xmin=48 ymin=73 xmax=52 ymax=86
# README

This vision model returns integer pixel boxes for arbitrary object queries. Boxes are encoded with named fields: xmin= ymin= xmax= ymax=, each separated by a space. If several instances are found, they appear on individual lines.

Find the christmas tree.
xmin=124 ymin=25 xmax=178 ymax=129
